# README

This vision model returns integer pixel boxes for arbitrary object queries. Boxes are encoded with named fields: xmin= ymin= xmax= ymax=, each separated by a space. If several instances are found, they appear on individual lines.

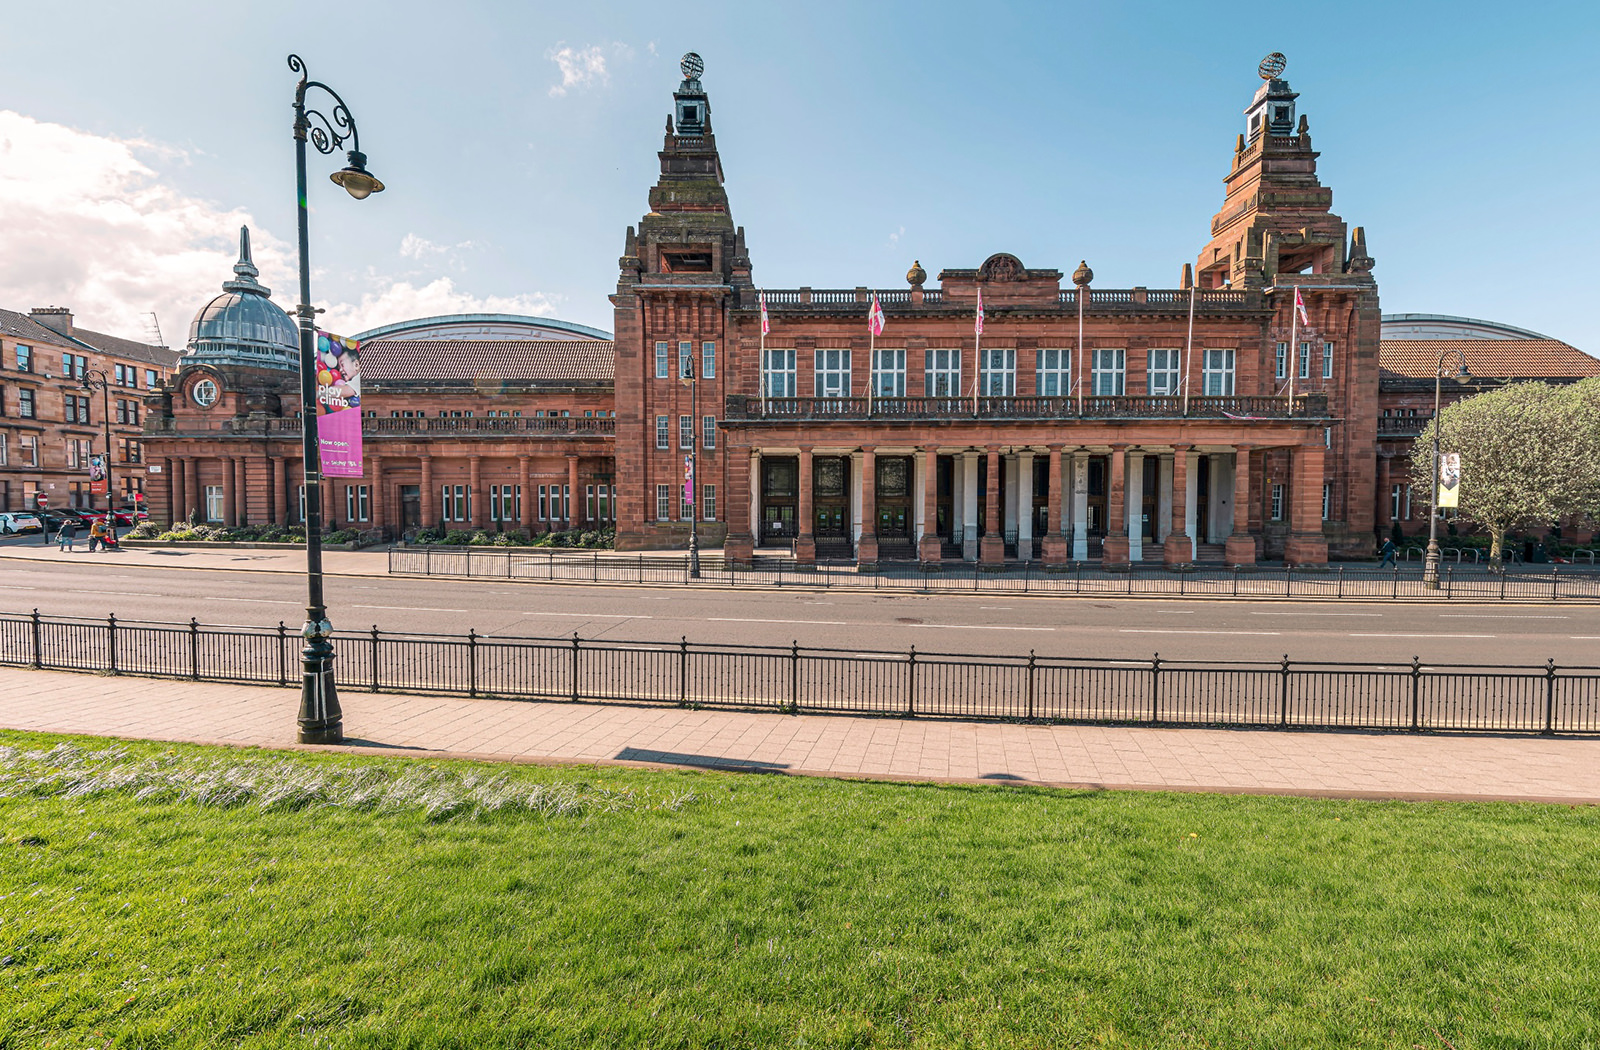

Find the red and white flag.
xmin=975 ymin=288 xmax=985 ymax=337
xmin=759 ymin=290 xmax=770 ymax=336
xmin=1294 ymin=287 xmax=1309 ymax=326
xmin=867 ymin=293 xmax=885 ymax=337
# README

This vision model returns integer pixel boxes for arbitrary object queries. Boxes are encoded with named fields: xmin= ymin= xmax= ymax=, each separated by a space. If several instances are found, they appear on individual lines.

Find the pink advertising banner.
xmin=316 ymin=331 xmax=363 ymax=478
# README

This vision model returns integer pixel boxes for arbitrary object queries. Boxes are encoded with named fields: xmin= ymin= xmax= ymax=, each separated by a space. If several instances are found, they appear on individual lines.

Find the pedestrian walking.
xmin=1379 ymin=538 xmax=1397 ymax=568
xmin=87 ymin=517 xmax=106 ymax=553
xmin=57 ymin=519 xmax=78 ymax=552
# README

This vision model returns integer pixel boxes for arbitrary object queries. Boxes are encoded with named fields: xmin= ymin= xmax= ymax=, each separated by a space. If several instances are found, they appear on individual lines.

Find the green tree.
xmin=1410 ymin=380 xmax=1600 ymax=568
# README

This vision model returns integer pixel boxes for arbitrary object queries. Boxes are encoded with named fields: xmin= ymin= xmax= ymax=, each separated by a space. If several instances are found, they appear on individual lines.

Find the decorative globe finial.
xmin=1257 ymin=52 xmax=1286 ymax=80
xmin=681 ymin=52 xmax=704 ymax=81
xmin=906 ymin=260 xmax=926 ymax=286
xmin=1072 ymin=260 xmax=1094 ymax=287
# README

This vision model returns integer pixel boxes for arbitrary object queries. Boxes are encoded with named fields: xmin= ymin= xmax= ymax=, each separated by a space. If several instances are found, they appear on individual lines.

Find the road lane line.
xmin=522 ymin=612 xmax=651 ymax=619
xmin=1439 ymin=614 xmax=1569 ymax=619
xmin=707 ymin=617 xmax=848 ymax=626
xmin=1119 ymin=629 xmax=1281 ymax=636
xmin=1250 ymin=612 xmax=1382 ymax=617
xmin=904 ymin=624 xmax=1055 ymax=632
xmin=1348 ymin=633 xmax=1494 ymax=639
xmin=211 ymin=597 xmax=301 ymax=605
xmin=353 ymin=605 xmax=471 ymax=613
xmin=1570 ymin=636 xmax=1600 ymax=640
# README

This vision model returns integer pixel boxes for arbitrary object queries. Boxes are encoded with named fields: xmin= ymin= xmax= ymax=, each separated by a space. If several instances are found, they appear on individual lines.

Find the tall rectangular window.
xmin=20 ymin=435 xmax=38 ymax=467
xmin=346 ymin=485 xmax=370 ymax=522
xmin=655 ymin=415 xmax=669 ymax=449
xmin=703 ymin=415 xmax=717 ymax=450
xmin=655 ymin=484 xmax=671 ymax=521
xmin=205 ymin=485 xmax=224 ymax=522
xmin=1091 ymin=348 xmax=1125 ymax=395
xmin=597 ymin=484 xmax=611 ymax=521
xmin=0 ymin=433 xmax=7 ymax=467
xmin=1323 ymin=482 xmax=1331 ymax=521
xmin=702 ymin=341 xmax=716 ymax=379
xmin=654 ymin=341 xmax=669 ymax=379
xmin=703 ymin=483 xmax=717 ymax=522
xmin=682 ymin=487 xmax=694 ymax=521
xmin=762 ymin=348 xmax=796 ymax=397
xmin=298 ymin=485 xmax=306 ymax=524
xmin=537 ymin=484 xmax=549 ymax=521
xmin=925 ymin=347 xmax=961 ymax=397
xmin=1298 ymin=341 xmax=1311 ymax=379
xmin=114 ymin=364 xmax=126 ymax=385
xmin=679 ymin=414 xmax=693 ymax=449
xmin=585 ymin=485 xmax=596 ymax=521
xmin=1202 ymin=348 xmax=1236 ymax=395
xmin=1270 ymin=483 xmax=1284 ymax=521
xmin=814 ymin=348 xmax=851 ymax=398
xmin=1146 ymin=347 xmax=1180 ymax=395
xmin=1403 ymin=485 xmax=1413 ymax=520
xmin=19 ymin=389 xmax=35 ymax=418
xmin=1275 ymin=342 xmax=1287 ymax=380
xmin=678 ymin=341 xmax=693 ymax=381
xmin=561 ymin=485 xmax=570 ymax=521
xmin=16 ymin=345 xmax=31 ymax=372
xmin=1035 ymin=347 xmax=1070 ymax=396
xmin=1391 ymin=484 xmax=1402 ymax=522
xmin=1322 ymin=341 xmax=1334 ymax=379
xmin=872 ymin=347 xmax=906 ymax=397
xmin=980 ymin=347 xmax=1015 ymax=396
xmin=145 ymin=369 xmax=159 ymax=389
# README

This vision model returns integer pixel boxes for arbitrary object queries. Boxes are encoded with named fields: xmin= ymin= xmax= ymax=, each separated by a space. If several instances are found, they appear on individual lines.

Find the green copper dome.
xmin=185 ymin=226 xmax=300 ymax=370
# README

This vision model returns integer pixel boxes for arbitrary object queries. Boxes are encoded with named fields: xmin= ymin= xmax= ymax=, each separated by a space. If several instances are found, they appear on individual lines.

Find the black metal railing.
xmin=386 ymin=549 xmax=1600 ymax=602
xmin=4 ymin=610 xmax=1596 ymax=735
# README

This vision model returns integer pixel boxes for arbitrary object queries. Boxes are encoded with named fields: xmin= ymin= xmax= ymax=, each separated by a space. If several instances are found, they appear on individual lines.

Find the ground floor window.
xmin=587 ymin=484 xmax=615 ymax=523
xmin=1270 ymin=483 xmax=1284 ymax=521
xmin=1391 ymin=484 xmax=1413 ymax=521
xmin=1323 ymin=482 xmax=1331 ymax=521
xmin=346 ymin=484 xmax=370 ymax=523
xmin=205 ymin=485 xmax=224 ymax=523
xmin=441 ymin=484 xmax=471 ymax=523
xmin=703 ymin=483 xmax=716 ymax=522
xmin=656 ymin=484 xmax=671 ymax=522
xmin=489 ymin=484 xmax=520 ymax=523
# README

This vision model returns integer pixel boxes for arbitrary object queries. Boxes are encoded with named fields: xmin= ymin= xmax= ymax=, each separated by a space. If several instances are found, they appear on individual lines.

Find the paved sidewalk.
xmin=2 ymin=666 xmax=1597 ymax=803
xmin=0 ymin=538 xmax=390 ymax=576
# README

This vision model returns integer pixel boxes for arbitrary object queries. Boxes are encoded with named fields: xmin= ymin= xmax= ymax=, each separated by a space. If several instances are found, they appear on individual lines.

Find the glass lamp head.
xmin=330 ymin=150 xmax=384 ymax=200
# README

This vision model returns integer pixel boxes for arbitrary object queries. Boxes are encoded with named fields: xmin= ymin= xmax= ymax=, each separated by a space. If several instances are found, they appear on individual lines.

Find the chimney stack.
xmin=30 ymin=306 xmax=74 ymax=338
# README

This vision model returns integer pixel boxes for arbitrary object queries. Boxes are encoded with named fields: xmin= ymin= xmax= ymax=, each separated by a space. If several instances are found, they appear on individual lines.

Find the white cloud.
xmin=547 ymin=44 xmax=609 ymax=98
xmin=0 ymin=111 xmax=557 ymax=344
xmin=888 ymin=225 xmax=905 ymax=247
xmin=0 ymin=110 xmax=294 ymax=342
xmin=320 ymin=276 xmax=557 ymax=336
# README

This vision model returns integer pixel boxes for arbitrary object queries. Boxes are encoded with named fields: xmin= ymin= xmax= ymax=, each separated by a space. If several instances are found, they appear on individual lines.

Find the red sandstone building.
xmin=129 ymin=56 xmax=1593 ymax=563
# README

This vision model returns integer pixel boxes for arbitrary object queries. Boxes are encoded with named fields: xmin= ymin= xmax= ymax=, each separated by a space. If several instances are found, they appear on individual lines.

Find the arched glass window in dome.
xmin=184 ymin=226 xmax=300 ymax=371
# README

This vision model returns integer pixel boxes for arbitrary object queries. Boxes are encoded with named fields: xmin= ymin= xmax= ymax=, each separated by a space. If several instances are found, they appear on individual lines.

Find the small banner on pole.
xmin=1438 ymin=452 xmax=1461 ymax=509
xmin=88 ymin=454 xmax=108 ymax=495
xmin=683 ymin=455 xmax=695 ymax=505
xmin=315 ymin=331 xmax=364 ymax=478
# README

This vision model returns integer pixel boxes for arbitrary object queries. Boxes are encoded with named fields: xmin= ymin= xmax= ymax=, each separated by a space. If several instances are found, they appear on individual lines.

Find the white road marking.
xmin=978 ymin=606 xmax=1013 ymax=610
xmin=523 ymin=612 xmax=649 ymax=619
xmin=1439 ymin=614 xmax=1569 ymax=619
xmin=1250 ymin=612 xmax=1382 ymax=617
xmin=708 ymin=617 xmax=848 ymax=626
xmin=905 ymin=624 xmax=1054 ymax=632
xmin=353 ymin=604 xmax=471 ymax=613
xmin=210 ymin=597 xmax=300 ymax=605
xmin=74 ymin=590 xmax=167 ymax=597
xmin=1119 ymin=629 xmax=1281 ymax=636
xmin=1569 ymin=636 xmax=1600 ymax=640
xmin=1348 ymin=633 xmax=1494 ymax=639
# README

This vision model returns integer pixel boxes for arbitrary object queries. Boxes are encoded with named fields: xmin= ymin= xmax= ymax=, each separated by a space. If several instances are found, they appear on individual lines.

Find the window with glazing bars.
xmin=762 ymin=348 xmax=796 ymax=397
xmin=1146 ymin=348 xmax=1179 ymax=395
xmin=872 ymin=348 xmax=905 ymax=397
xmin=925 ymin=347 xmax=961 ymax=397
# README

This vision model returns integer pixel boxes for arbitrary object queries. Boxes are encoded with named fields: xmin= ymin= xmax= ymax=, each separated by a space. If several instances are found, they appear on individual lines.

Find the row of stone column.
xmin=727 ymin=442 xmax=1328 ymax=567
xmin=161 ymin=451 xmax=593 ymax=533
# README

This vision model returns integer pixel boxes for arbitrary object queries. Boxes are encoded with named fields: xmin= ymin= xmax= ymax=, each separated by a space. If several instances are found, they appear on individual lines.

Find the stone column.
xmin=169 ymin=458 xmax=184 ymax=526
xmin=321 ymin=478 xmax=335 ymax=530
xmin=1157 ymin=453 xmax=1174 ymax=543
xmin=1164 ymin=444 xmax=1192 ymax=565
xmin=420 ymin=454 xmax=435 ymax=527
xmin=1070 ymin=453 xmax=1089 ymax=561
xmin=979 ymin=446 xmax=1005 ymax=566
xmin=1102 ymin=445 xmax=1130 ymax=567
xmin=724 ymin=448 xmax=754 ymax=564
xmin=275 ymin=457 xmax=290 ymax=525
xmin=1041 ymin=445 xmax=1067 ymax=564
xmin=219 ymin=457 xmax=236 ymax=526
xmin=919 ymin=445 xmax=941 ymax=563
xmin=1376 ymin=454 xmax=1392 ymax=534
xmin=1017 ymin=450 xmax=1035 ymax=561
xmin=1225 ymin=445 xmax=1256 ymax=565
xmin=1285 ymin=443 xmax=1330 ymax=565
xmin=1184 ymin=448 xmax=1200 ymax=560
xmin=857 ymin=446 xmax=879 ymax=567
xmin=468 ymin=455 xmax=485 ymax=529
xmin=183 ymin=458 xmax=199 ymax=523
xmin=796 ymin=446 xmax=816 ymax=564
xmin=961 ymin=451 xmax=980 ymax=561
xmin=1126 ymin=452 xmax=1145 ymax=562
xmin=567 ymin=455 xmax=582 ymax=528
xmin=370 ymin=456 xmax=385 ymax=533
xmin=517 ymin=455 xmax=532 ymax=533
xmin=237 ymin=458 xmax=251 ymax=525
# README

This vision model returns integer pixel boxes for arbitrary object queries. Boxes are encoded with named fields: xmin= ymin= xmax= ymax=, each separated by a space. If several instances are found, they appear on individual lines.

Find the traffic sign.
xmin=33 ymin=492 xmax=48 ymax=510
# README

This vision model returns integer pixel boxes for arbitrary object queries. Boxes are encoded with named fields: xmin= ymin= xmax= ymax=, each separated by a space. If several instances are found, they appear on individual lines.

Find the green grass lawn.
xmin=2 ymin=731 xmax=1598 ymax=1049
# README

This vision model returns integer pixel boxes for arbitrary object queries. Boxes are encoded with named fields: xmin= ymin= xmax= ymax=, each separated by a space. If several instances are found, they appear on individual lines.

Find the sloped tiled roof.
xmin=1380 ymin=339 xmax=1600 ymax=380
xmin=0 ymin=308 xmax=74 ymax=346
xmin=360 ymin=339 xmax=615 ymax=383
xmin=69 ymin=326 xmax=180 ymax=368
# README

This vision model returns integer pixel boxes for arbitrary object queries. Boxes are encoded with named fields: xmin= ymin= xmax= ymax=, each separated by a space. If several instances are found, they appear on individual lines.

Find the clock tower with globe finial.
xmin=611 ymin=52 xmax=753 ymax=554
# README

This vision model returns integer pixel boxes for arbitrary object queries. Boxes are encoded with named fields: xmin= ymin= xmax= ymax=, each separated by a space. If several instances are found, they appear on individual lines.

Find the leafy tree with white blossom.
xmin=1410 ymin=379 xmax=1600 ymax=568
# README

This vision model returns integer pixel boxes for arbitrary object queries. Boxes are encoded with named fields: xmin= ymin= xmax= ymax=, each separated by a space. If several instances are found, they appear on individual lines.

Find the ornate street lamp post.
xmin=80 ymin=367 xmax=116 ymax=535
xmin=288 ymin=54 xmax=385 ymax=743
xmin=681 ymin=357 xmax=701 ymax=578
xmin=1422 ymin=347 xmax=1470 ymax=589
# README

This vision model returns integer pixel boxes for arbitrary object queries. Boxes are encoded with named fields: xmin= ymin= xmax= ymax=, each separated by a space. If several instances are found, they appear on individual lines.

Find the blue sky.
xmin=1 ymin=1 xmax=1596 ymax=352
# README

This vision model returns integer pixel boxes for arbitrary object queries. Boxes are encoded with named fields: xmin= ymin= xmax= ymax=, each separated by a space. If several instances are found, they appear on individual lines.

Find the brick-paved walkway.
xmin=3 ymin=665 xmax=1598 ymax=803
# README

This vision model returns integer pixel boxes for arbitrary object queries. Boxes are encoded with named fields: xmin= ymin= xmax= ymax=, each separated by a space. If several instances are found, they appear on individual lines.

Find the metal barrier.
xmin=5 ymin=609 xmax=1598 ymax=735
xmin=386 ymin=548 xmax=1600 ymax=601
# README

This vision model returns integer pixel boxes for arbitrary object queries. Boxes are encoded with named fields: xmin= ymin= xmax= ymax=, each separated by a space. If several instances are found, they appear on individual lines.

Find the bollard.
xmin=370 ymin=625 xmax=381 ymax=692
xmin=107 ymin=613 xmax=119 ymax=675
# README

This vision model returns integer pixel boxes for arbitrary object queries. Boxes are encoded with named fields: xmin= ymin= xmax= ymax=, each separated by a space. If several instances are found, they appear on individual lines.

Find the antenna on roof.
xmin=143 ymin=312 xmax=167 ymax=348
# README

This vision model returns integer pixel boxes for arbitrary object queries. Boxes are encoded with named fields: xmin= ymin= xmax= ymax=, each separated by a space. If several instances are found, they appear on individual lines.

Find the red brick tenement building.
xmin=611 ymin=57 xmax=1380 ymax=566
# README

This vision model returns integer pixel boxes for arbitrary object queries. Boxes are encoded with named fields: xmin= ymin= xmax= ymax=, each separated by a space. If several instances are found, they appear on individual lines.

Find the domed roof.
xmin=185 ymin=227 xmax=300 ymax=370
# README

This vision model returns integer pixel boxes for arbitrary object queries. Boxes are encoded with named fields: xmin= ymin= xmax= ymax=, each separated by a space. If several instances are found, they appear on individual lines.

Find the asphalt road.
xmin=3 ymin=553 xmax=1597 ymax=667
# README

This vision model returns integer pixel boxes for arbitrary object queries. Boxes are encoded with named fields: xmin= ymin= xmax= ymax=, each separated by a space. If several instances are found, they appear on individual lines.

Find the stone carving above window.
xmin=980 ymin=253 xmax=1025 ymax=282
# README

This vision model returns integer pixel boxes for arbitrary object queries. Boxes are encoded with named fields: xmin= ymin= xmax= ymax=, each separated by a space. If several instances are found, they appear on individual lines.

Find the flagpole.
xmin=1075 ymin=285 xmax=1085 ymax=417
xmin=1182 ymin=273 xmax=1197 ymax=416
xmin=868 ymin=309 xmax=875 ymax=418
xmin=973 ymin=301 xmax=981 ymax=417
xmin=1287 ymin=285 xmax=1298 ymax=405
xmin=759 ymin=288 xmax=767 ymax=416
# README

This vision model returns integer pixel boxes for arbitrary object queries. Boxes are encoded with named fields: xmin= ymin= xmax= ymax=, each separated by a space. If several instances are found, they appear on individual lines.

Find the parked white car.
xmin=0 ymin=512 xmax=44 ymax=534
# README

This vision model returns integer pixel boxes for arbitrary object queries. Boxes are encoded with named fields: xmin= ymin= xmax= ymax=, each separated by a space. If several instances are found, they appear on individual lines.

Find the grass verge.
xmin=2 ymin=730 xmax=1598 ymax=1048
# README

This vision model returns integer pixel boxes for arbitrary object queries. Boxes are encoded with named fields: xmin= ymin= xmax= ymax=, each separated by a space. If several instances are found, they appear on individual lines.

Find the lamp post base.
xmin=296 ymin=630 xmax=343 ymax=744
xmin=1421 ymin=542 xmax=1442 ymax=590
